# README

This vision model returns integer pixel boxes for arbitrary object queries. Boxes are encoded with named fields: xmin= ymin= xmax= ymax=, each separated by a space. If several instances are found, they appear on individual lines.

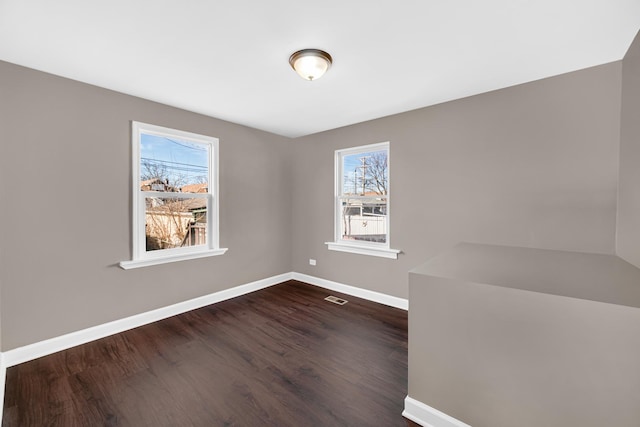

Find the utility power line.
xmin=141 ymin=157 xmax=207 ymax=169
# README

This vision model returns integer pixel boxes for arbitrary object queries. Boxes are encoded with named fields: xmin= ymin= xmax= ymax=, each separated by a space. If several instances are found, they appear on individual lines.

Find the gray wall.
xmin=0 ymin=61 xmax=293 ymax=351
xmin=617 ymin=31 xmax=640 ymax=268
xmin=291 ymin=63 xmax=622 ymax=299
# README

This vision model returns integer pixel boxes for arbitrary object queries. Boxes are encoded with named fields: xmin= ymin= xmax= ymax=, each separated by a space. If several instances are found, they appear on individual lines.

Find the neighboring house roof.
xmin=343 ymin=191 xmax=386 ymax=197
xmin=140 ymin=178 xmax=179 ymax=192
xmin=140 ymin=178 xmax=161 ymax=186
xmin=146 ymin=197 xmax=207 ymax=212
xmin=179 ymin=198 xmax=207 ymax=210
xmin=181 ymin=183 xmax=208 ymax=193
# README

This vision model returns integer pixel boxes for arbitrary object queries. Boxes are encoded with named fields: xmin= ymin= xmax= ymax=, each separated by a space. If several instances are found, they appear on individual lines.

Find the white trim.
xmin=2 ymin=272 xmax=292 ymax=368
xmin=127 ymin=121 xmax=223 ymax=266
xmin=119 ymin=247 xmax=228 ymax=269
xmin=292 ymin=272 xmax=408 ymax=310
xmin=333 ymin=142 xmax=400 ymax=255
xmin=403 ymin=396 xmax=472 ymax=427
xmin=326 ymin=241 xmax=400 ymax=259
xmin=335 ymin=141 xmax=390 ymax=157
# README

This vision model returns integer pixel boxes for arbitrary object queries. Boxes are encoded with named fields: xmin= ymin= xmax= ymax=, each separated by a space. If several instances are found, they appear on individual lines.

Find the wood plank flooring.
xmin=3 ymin=280 xmax=408 ymax=426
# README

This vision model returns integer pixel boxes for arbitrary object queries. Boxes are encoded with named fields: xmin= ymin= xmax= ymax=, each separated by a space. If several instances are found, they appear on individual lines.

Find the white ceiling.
xmin=1 ymin=1 xmax=639 ymax=138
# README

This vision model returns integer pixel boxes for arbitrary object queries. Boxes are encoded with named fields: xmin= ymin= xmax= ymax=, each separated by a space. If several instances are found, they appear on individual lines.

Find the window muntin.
xmin=335 ymin=142 xmax=390 ymax=247
xmin=131 ymin=122 xmax=221 ymax=262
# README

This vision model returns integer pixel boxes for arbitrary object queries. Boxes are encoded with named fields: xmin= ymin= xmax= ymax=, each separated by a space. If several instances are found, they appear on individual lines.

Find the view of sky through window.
xmin=140 ymin=134 xmax=209 ymax=188
xmin=342 ymin=150 xmax=388 ymax=196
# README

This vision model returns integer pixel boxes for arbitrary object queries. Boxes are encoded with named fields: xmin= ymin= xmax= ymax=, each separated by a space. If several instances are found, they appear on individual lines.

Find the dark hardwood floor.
xmin=3 ymin=280 xmax=408 ymax=426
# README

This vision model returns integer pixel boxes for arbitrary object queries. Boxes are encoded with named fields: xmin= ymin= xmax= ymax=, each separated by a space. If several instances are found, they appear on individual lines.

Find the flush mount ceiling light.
xmin=289 ymin=49 xmax=333 ymax=81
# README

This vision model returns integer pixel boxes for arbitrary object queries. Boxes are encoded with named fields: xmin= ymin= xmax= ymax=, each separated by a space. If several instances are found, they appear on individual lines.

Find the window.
xmin=120 ymin=122 xmax=227 ymax=269
xmin=326 ymin=142 xmax=400 ymax=259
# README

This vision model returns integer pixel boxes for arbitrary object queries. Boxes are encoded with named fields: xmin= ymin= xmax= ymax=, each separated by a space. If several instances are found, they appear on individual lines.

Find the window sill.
xmin=325 ymin=242 xmax=401 ymax=259
xmin=119 ymin=248 xmax=228 ymax=270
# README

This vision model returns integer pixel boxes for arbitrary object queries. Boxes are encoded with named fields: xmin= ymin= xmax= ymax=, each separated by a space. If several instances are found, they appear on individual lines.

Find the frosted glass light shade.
xmin=289 ymin=49 xmax=332 ymax=81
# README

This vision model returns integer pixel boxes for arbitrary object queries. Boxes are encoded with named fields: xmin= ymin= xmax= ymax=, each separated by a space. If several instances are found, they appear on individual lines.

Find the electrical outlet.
xmin=309 ymin=259 xmax=316 ymax=266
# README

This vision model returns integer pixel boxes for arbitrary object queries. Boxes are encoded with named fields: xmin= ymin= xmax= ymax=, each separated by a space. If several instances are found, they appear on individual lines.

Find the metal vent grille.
xmin=324 ymin=295 xmax=348 ymax=305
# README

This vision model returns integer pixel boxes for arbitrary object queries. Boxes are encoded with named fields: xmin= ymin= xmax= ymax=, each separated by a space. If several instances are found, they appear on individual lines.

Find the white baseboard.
xmin=2 ymin=272 xmax=404 ymax=368
xmin=0 ymin=271 xmax=406 ymax=422
xmin=292 ymin=272 xmax=408 ymax=310
xmin=403 ymin=396 xmax=472 ymax=427
xmin=2 ymin=272 xmax=293 ymax=368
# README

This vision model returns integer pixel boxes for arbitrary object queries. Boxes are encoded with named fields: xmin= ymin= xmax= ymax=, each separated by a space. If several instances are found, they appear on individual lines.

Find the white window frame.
xmin=325 ymin=141 xmax=400 ymax=259
xmin=120 ymin=121 xmax=227 ymax=269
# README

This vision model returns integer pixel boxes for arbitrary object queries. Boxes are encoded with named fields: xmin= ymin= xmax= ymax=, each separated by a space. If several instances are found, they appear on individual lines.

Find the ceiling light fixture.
xmin=289 ymin=49 xmax=333 ymax=81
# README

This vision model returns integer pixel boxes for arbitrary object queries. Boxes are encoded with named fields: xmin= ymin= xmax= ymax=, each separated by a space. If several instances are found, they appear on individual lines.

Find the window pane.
xmin=145 ymin=197 xmax=207 ymax=251
xmin=339 ymin=198 xmax=387 ymax=243
xmin=140 ymin=134 xmax=209 ymax=193
xmin=341 ymin=149 xmax=388 ymax=196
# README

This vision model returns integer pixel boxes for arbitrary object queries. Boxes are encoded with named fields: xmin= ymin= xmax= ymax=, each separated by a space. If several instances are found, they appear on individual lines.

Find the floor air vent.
xmin=325 ymin=295 xmax=348 ymax=305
